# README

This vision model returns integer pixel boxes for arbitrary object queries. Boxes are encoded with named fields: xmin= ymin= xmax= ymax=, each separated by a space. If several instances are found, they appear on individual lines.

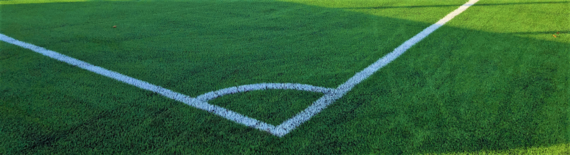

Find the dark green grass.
xmin=209 ymin=90 xmax=323 ymax=125
xmin=1 ymin=0 xmax=569 ymax=154
xmin=0 ymin=0 xmax=465 ymax=125
xmin=0 ymin=0 xmax=464 ymax=93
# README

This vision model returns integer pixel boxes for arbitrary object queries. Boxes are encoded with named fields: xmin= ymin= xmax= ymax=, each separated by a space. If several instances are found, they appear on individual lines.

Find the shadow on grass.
xmin=0 ymin=0 xmax=568 ymax=154
xmin=341 ymin=1 xmax=570 ymax=10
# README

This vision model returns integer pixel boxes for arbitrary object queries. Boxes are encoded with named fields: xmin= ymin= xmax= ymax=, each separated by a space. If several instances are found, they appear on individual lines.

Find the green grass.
xmin=1 ymin=0 xmax=569 ymax=154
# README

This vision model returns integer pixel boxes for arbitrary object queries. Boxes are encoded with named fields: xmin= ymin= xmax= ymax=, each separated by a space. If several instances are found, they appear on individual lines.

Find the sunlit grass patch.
xmin=430 ymin=143 xmax=570 ymax=154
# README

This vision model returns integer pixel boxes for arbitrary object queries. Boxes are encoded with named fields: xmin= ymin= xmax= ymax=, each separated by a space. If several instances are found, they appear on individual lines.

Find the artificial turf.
xmin=1 ymin=0 xmax=569 ymax=154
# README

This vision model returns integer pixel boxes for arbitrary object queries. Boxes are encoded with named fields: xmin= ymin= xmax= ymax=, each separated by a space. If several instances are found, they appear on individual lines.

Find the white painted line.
xmin=1 ymin=0 xmax=478 ymax=138
xmin=274 ymin=0 xmax=479 ymax=137
xmin=196 ymin=83 xmax=335 ymax=101
xmin=0 ymin=34 xmax=276 ymax=134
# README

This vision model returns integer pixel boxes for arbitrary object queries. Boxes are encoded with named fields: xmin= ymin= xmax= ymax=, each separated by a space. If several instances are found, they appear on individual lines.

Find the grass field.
xmin=1 ymin=0 xmax=569 ymax=154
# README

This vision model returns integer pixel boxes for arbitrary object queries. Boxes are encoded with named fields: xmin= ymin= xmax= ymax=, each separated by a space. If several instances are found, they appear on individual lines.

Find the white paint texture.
xmin=196 ymin=83 xmax=335 ymax=101
xmin=1 ymin=0 xmax=477 ymax=137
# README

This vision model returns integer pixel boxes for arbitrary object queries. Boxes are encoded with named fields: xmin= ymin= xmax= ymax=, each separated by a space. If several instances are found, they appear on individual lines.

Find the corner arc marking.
xmin=196 ymin=83 xmax=336 ymax=102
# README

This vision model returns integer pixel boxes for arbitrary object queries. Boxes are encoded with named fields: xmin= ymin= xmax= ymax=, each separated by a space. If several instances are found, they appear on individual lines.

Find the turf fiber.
xmin=1 ymin=0 xmax=569 ymax=154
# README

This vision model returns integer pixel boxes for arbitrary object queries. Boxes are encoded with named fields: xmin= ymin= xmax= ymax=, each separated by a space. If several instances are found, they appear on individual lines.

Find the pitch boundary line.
xmin=0 ymin=0 xmax=478 ymax=137
xmin=0 ymin=34 xmax=281 ymax=133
